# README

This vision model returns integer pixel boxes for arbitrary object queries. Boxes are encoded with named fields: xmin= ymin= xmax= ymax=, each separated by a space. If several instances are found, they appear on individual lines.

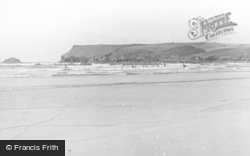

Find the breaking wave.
xmin=0 ymin=62 xmax=250 ymax=78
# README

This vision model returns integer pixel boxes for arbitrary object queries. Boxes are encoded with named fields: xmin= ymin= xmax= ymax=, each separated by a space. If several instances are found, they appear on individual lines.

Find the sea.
xmin=1 ymin=62 xmax=250 ymax=78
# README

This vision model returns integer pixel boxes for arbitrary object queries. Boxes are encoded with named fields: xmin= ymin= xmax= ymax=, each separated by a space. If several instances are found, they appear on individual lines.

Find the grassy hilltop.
xmin=61 ymin=42 xmax=250 ymax=63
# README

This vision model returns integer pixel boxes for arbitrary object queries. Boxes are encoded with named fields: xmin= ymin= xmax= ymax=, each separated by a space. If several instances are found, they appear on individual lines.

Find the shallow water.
xmin=1 ymin=62 xmax=250 ymax=78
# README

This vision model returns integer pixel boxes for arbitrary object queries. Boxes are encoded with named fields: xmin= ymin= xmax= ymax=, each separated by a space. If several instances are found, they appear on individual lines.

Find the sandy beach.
xmin=1 ymin=0 xmax=250 ymax=155
xmin=0 ymin=71 xmax=250 ymax=156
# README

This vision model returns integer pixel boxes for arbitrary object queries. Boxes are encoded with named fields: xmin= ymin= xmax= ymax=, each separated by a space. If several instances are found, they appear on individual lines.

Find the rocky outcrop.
xmin=61 ymin=42 xmax=250 ymax=63
xmin=3 ymin=57 xmax=22 ymax=63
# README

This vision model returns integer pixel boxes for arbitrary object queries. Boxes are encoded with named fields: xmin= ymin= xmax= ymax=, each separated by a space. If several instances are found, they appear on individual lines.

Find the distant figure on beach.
xmin=132 ymin=65 xmax=137 ymax=68
xmin=182 ymin=63 xmax=187 ymax=69
xmin=65 ymin=64 xmax=68 ymax=69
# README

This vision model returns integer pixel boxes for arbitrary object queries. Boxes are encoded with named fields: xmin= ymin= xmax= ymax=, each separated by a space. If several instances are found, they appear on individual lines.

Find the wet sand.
xmin=1 ymin=72 xmax=250 ymax=156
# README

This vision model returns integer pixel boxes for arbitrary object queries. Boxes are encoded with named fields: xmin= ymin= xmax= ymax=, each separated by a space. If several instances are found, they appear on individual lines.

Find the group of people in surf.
xmin=63 ymin=63 xmax=187 ymax=70
xmin=120 ymin=63 xmax=187 ymax=70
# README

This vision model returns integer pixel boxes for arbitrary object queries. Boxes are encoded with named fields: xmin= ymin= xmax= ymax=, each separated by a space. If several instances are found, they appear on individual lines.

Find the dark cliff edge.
xmin=61 ymin=42 xmax=250 ymax=63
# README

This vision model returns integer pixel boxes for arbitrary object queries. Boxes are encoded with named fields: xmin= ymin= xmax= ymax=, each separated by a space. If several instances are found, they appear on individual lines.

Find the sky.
xmin=0 ymin=0 xmax=250 ymax=62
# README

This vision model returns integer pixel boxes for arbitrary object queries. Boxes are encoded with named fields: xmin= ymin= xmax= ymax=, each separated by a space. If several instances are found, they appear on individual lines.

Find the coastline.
xmin=1 ymin=62 xmax=250 ymax=78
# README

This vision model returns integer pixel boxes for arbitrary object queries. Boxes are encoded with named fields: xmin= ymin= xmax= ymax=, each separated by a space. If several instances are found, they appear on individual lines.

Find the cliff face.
xmin=3 ymin=57 xmax=22 ymax=63
xmin=61 ymin=42 xmax=250 ymax=63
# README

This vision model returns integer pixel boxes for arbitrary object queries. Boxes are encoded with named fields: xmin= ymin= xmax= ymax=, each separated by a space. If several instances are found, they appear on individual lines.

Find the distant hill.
xmin=3 ymin=57 xmax=22 ymax=63
xmin=61 ymin=42 xmax=250 ymax=63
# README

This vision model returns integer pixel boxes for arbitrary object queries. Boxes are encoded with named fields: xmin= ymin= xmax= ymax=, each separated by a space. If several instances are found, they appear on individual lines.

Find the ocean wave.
xmin=0 ymin=63 xmax=250 ymax=78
